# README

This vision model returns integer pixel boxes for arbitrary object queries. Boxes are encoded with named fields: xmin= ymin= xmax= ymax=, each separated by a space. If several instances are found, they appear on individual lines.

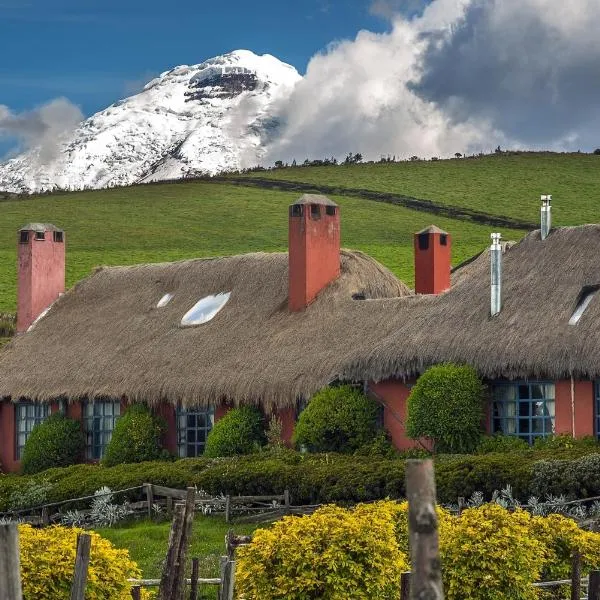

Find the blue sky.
xmin=0 ymin=0 xmax=388 ymax=117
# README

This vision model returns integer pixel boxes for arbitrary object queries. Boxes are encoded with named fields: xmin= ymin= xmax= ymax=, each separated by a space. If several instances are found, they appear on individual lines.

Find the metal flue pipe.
xmin=490 ymin=232 xmax=502 ymax=317
xmin=541 ymin=194 xmax=552 ymax=240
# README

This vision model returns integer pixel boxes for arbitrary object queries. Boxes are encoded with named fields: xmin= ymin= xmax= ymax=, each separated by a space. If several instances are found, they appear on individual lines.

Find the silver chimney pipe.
xmin=490 ymin=232 xmax=502 ymax=317
xmin=540 ymin=194 xmax=552 ymax=240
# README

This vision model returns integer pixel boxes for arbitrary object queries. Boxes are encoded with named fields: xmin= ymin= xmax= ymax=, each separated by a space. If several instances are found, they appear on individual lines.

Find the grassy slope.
xmin=0 ymin=181 xmax=522 ymax=312
xmin=239 ymin=153 xmax=600 ymax=225
xmin=97 ymin=515 xmax=258 ymax=595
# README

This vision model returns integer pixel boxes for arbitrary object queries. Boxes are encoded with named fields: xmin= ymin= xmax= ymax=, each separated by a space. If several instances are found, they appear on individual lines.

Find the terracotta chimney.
xmin=414 ymin=225 xmax=451 ymax=295
xmin=288 ymin=195 xmax=340 ymax=311
xmin=17 ymin=223 xmax=65 ymax=333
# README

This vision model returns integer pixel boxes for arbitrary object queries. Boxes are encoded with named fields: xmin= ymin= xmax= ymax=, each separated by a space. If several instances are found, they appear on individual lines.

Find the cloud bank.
xmin=267 ymin=0 xmax=600 ymax=163
xmin=0 ymin=97 xmax=83 ymax=163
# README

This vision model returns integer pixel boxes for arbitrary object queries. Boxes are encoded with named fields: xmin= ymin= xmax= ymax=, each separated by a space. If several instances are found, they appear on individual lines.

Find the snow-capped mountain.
xmin=0 ymin=50 xmax=301 ymax=193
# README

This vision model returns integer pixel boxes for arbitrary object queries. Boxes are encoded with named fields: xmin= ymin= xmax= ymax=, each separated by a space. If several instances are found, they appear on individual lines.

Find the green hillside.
xmin=0 ymin=181 xmax=522 ymax=313
xmin=237 ymin=152 xmax=600 ymax=225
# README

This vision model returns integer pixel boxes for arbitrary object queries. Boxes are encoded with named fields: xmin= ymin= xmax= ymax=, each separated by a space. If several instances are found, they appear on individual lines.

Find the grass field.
xmin=96 ymin=515 xmax=258 ymax=598
xmin=238 ymin=152 xmax=600 ymax=225
xmin=0 ymin=180 xmax=522 ymax=313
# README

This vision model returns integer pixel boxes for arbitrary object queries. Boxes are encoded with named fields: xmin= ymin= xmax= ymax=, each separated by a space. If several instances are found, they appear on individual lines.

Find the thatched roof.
xmin=0 ymin=250 xmax=410 ymax=408
xmin=343 ymin=225 xmax=600 ymax=383
xmin=2 ymin=225 xmax=599 ymax=407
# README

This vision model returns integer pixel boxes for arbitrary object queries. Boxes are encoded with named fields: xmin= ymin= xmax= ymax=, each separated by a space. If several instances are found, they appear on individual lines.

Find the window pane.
xmin=519 ymin=402 xmax=530 ymax=417
xmin=531 ymin=385 xmax=544 ymax=400
xmin=518 ymin=385 xmax=530 ymax=399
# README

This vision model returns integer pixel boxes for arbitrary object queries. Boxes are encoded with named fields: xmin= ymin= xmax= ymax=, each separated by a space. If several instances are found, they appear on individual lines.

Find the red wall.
xmin=369 ymin=379 xmax=432 ymax=450
xmin=554 ymin=379 xmax=594 ymax=437
xmin=288 ymin=203 xmax=340 ymax=311
xmin=414 ymin=230 xmax=451 ymax=295
xmin=0 ymin=402 xmax=18 ymax=472
xmin=17 ymin=228 xmax=65 ymax=333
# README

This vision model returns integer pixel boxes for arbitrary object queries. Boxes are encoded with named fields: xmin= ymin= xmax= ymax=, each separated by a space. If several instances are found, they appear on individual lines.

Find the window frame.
xmin=82 ymin=400 xmax=121 ymax=460
xmin=176 ymin=406 xmax=215 ymax=457
xmin=15 ymin=402 xmax=51 ymax=460
xmin=491 ymin=381 xmax=555 ymax=444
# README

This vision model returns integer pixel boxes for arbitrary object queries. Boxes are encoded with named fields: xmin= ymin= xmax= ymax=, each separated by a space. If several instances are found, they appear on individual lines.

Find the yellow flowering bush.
xmin=18 ymin=524 xmax=147 ymax=600
xmin=529 ymin=513 xmax=600 ymax=582
xmin=441 ymin=505 xmax=545 ymax=600
xmin=236 ymin=501 xmax=408 ymax=599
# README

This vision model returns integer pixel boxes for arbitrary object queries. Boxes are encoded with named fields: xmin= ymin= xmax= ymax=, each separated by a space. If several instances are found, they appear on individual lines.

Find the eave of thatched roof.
xmin=343 ymin=225 xmax=600 ymax=383
xmin=0 ymin=250 xmax=410 ymax=408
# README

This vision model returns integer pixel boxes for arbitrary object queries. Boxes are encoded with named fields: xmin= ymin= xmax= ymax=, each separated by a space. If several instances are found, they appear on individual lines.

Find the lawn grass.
xmin=238 ymin=152 xmax=600 ymax=225
xmin=0 ymin=181 xmax=522 ymax=312
xmin=96 ymin=514 xmax=259 ymax=598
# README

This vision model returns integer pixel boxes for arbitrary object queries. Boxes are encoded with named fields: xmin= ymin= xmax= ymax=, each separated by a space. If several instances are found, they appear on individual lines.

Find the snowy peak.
xmin=0 ymin=50 xmax=302 ymax=193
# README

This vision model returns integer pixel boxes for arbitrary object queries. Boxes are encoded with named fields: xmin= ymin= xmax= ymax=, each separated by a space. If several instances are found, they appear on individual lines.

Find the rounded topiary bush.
xmin=293 ymin=385 xmax=380 ymax=453
xmin=103 ymin=403 xmax=166 ymax=467
xmin=21 ymin=412 xmax=85 ymax=475
xmin=204 ymin=405 xmax=266 ymax=457
xmin=406 ymin=364 xmax=484 ymax=453
xmin=19 ymin=524 xmax=146 ymax=599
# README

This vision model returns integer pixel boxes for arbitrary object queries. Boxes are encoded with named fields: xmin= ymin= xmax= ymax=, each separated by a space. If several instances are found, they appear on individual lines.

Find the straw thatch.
xmin=343 ymin=225 xmax=600 ymax=383
xmin=0 ymin=250 xmax=410 ymax=408
xmin=2 ymin=225 xmax=598 ymax=408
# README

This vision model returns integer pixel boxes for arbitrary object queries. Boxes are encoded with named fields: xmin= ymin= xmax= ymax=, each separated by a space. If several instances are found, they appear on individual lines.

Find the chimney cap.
xmin=19 ymin=223 xmax=63 ymax=233
xmin=416 ymin=225 xmax=448 ymax=235
xmin=291 ymin=194 xmax=338 ymax=207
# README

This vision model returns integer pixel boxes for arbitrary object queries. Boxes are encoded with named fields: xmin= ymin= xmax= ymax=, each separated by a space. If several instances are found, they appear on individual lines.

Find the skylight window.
xmin=157 ymin=293 xmax=173 ymax=308
xmin=569 ymin=287 xmax=598 ymax=325
xmin=181 ymin=292 xmax=231 ymax=327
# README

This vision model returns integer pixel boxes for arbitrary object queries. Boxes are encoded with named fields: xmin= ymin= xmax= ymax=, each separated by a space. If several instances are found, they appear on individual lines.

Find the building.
xmin=0 ymin=194 xmax=598 ymax=471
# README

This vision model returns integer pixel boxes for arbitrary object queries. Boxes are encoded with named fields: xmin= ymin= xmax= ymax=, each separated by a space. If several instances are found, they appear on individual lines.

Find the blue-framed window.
xmin=176 ymin=407 xmax=214 ymax=457
xmin=596 ymin=382 xmax=600 ymax=438
xmin=15 ymin=402 xmax=51 ymax=459
xmin=83 ymin=401 xmax=121 ymax=460
xmin=491 ymin=382 xmax=555 ymax=444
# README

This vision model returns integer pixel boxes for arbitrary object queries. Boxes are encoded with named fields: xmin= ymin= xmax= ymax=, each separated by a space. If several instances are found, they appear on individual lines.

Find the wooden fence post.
xmin=284 ymin=489 xmax=290 ymax=514
xmin=41 ymin=506 xmax=49 ymax=526
xmin=131 ymin=585 xmax=142 ymax=600
xmin=571 ymin=550 xmax=581 ymax=600
xmin=588 ymin=570 xmax=600 ymax=600
xmin=400 ymin=571 xmax=411 ymax=600
xmin=158 ymin=488 xmax=196 ymax=600
xmin=218 ymin=556 xmax=235 ymax=600
xmin=405 ymin=459 xmax=444 ymax=600
xmin=0 ymin=524 xmax=23 ymax=600
xmin=189 ymin=557 xmax=199 ymax=600
xmin=225 ymin=495 xmax=231 ymax=523
xmin=70 ymin=533 xmax=92 ymax=600
xmin=159 ymin=504 xmax=186 ymax=600
xmin=145 ymin=483 xmax=154 ymax=520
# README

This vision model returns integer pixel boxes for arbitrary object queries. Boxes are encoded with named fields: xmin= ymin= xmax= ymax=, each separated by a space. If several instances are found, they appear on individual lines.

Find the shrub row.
xmin=3 ymin=447 xmax=600 ymax=512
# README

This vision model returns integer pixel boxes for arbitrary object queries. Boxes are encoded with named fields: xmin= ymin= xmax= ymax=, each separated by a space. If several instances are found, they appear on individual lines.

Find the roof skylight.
xmin=157 ymin=293 xmax=173 ymax=308
xmin=180 ymin=292 xmax=231 ymax=327
xmin=569 ymin=288 xmax=598 ymax=325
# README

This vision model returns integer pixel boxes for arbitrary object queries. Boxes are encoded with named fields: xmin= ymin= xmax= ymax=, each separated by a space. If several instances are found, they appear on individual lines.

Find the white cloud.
xmin=266 ymin=0 xmax=600 ymax=163
xmin=0 ymin=98 xmax=83 ymax=163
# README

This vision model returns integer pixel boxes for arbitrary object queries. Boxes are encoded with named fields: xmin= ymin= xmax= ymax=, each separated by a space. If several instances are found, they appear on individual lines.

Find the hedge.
xmin=1 ymin=447 xmax=600 ymax=513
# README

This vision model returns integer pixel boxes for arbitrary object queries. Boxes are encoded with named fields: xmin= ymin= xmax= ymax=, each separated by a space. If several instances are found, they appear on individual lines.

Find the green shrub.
xmin=21 ymin=412 xmax=85 ymax=475
xmin=533 ymin=434 xmax=599 ymax=451
xmin=204 ymin=406 xmax=266 ymax=458
xmin=5 ymin=446 xmax=600 ymax=514
xmin=476 ymin=434 xmax=529 ymax=454
xmin=406 ymin=364 xmax=484 ymax=453
xmin=103 ymin=404 xmax=166 ymax=467
xmin=293 ymin=385 xmax=380 ymax=453
xmin=354 ymin=432 xmax=399 ymax=459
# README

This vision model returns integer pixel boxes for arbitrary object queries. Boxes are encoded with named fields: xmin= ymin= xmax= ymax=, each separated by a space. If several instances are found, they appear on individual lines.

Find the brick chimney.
xmin=17 ymin=223 xmax=65 ymax=333
xmin=288 ymin=195 xmax=340 ymax=311
xmin=414 ymin=225 xmax=451 ymax=295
